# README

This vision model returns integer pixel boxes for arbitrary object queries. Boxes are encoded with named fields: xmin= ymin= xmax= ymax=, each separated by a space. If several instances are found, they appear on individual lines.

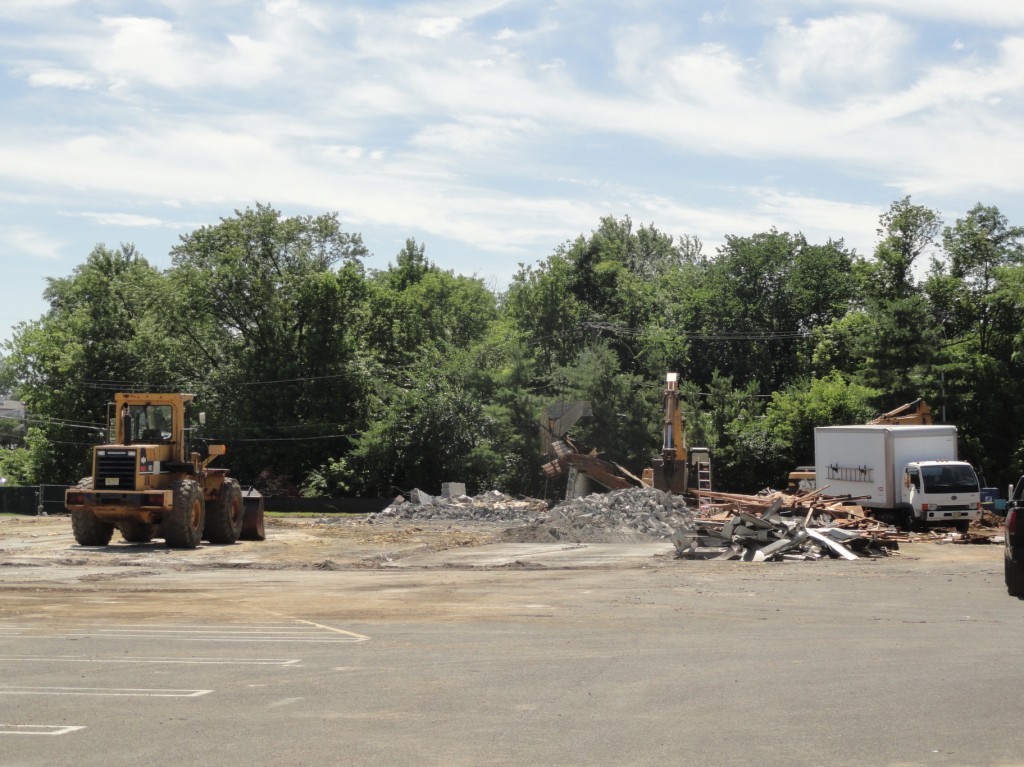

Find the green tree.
xmin=870 ymin=196 xmax=941 ymax=301
xmin=941 ymin=203 xmax=1024 ymax=356
xmin=348 ymin=359 xmax=499 ymax=495
xmin=684 ymin=231 xmax=857 ymax=390
xmin=363 ymin=240 xmax=498 ymax=370
xmin=167 ymin=203 xmax=372 ymax=486
xmin=0 ymin=244 xmax=170 ymax=482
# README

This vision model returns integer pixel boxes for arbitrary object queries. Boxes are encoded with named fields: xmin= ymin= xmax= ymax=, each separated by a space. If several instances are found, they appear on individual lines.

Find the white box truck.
xmin=814 ymin=424 xmax=981 ymax=532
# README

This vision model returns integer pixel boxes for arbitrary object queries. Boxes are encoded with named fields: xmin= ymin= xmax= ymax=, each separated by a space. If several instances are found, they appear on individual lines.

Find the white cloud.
xmin=1 ymin=226 xmax=66 ymax=260
xmin=26 ymin=67 xmax=97 ymax=90
xmin=769 ymin=14 xmax=911 ymax=94
xmin=409 ymin=116 xmax=539 ymax=155
xmin=416 ymin=16 xmax=463 ymax=39
xmin=86 ymin=15 xmax=285 ymax=91
xmin=0 ymin=0 xmax=1023 ymax=305
xmin=0 ymin=0 xmax=77 ymax=20
xmin=828 ymin=0 xmax=1024 ymax=26
xmin=73 ymin=212 xmax=172 ymax=227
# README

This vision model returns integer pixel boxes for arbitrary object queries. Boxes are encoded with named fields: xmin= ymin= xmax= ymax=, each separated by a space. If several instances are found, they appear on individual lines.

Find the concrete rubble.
xmin=369 ymin=489 xmax=549 ymax=524
xmin=504 ymin=487 xmax=695 ymax=543
xmin=366 ymin=486 xmax=918 ymax=560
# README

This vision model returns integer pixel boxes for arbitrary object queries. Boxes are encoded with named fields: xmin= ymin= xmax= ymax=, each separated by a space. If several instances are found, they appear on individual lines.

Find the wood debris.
xmin=674 ymin=489 xmax=898 ymax=561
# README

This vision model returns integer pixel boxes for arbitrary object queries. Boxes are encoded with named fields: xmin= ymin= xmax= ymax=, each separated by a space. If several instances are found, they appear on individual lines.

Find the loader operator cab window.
xmin=128 ymin=404 xmax=173 ymax=442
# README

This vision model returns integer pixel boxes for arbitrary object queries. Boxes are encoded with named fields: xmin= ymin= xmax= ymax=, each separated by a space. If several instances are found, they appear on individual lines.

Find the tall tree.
xmin=941 ymin=203 xmax=1024 ymax=356
xmin=166 ymin=203 xmax=372 ymax=486
xmin=870 ymin=196 xmax=941 ymax=302
xmin=1 ymin=244 xmax=170 ymax=482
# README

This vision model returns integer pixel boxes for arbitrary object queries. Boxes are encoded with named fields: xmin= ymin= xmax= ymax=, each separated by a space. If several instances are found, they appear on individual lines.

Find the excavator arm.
xmin=869 ymin=398 xmax=932 ymax=425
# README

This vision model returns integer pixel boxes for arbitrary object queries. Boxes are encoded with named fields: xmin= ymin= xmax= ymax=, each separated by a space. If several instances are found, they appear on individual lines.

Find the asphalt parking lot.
xmin=1 ymin=515 xmax=1022 ymax=767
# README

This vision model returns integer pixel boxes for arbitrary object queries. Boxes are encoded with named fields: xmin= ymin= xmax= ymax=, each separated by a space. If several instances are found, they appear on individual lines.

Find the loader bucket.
xmin=240 ymin=489 xmax=266 ymax=541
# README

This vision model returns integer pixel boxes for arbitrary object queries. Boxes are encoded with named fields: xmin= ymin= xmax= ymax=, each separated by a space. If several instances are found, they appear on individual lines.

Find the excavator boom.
xmin=869 ymin=398 xmax=932 ymax=425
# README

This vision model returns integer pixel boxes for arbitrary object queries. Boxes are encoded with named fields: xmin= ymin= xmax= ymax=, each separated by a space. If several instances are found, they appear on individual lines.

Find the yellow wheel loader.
xmin=65 ymin=393 xmax=264 ymax=549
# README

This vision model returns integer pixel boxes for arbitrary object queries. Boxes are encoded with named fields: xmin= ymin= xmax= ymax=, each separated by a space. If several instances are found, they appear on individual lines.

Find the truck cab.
xmin=903 ymin=460 xmax=981 ymax=531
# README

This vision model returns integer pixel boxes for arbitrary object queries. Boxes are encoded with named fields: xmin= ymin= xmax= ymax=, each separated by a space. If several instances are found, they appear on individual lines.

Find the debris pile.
xmin=673 ymin=507 xmax=896 ymax=561
xmin=503 ymin=487 xmax=693 ymax=543
xmin=369 ymin=489 xmax=549 ymax=525
xmin=370 ymin=485 xmax=908 ymax=560
xmin=674 ymin=491 xmax=898 ymax=561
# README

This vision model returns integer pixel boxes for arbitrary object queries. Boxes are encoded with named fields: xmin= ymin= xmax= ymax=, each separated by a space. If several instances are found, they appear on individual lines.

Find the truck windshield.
xmin=920 ymin=464 xmax=979 ymax=494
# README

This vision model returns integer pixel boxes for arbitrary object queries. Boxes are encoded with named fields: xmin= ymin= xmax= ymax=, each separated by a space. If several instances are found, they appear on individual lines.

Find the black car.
xmin=1006 ymin=476 xmax=1024 ymax=597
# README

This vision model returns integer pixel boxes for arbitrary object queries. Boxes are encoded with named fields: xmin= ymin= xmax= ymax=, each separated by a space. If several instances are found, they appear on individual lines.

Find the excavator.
xmin=644 ymin=373 xmax=713 ymax=498
xmin=541 ymin=372 xmax=713 ymax=501
xmin=868 ymin=398 xmax=932 ymax=425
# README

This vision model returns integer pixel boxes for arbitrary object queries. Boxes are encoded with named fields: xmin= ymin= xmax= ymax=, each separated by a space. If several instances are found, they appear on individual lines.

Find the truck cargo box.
xmin=814 ymin=425 xmax=959 ymax=509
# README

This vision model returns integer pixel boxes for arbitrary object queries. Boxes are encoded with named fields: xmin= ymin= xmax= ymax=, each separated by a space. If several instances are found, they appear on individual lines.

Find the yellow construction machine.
xmin=644 ymin=373 xmax=712 ymax=497
xmin=868 ymin=398 xmax=932 ymax=425
xmin=65 ymin=393 xmax=264 ymax=548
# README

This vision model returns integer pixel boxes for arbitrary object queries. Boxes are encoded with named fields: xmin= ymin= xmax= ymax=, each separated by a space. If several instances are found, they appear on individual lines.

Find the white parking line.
xmin=0 ymin=686 xmax=213 ymax=698
xmin=0 ymin=724 xmax=86 ymax=736
xmin=0 ymin=655 xmax=301 ymax=666
xmin=67 ymin=633 xmax=361 ymax=643
xmin=0 ymin=620 xmax=370 ymax=643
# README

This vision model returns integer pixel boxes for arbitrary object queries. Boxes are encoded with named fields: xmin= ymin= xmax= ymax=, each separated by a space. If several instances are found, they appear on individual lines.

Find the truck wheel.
xmin=955 ymin=520 xmax=970 ymax=534
xmin=1005 ymin=555 xmax=1024 ymax=598
xmin=164 ymin=479 xmax=205 ymax=549
xmin=119 ymin=520 xmax=156 ymax=543
xmin=204 ymin=478 xmax=244 ymax=544
xmin=899 ymin=508 xmax=916 ymax=533
xmin=72 ymin=509 xmax=115 ymax=546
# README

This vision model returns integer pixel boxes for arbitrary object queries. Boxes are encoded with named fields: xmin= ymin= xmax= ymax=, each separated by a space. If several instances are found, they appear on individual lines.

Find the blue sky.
xmin=2 ymin=0 xmax=1023 ymax=343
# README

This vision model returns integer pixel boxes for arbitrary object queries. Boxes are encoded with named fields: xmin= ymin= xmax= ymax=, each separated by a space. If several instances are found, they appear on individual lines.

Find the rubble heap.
xmin=674 ymin=492 xmax=898 ymax=561
xmin=502 ymin=487 xmax=693 ymax=543
xmin=369 ymin=490 xmax=549 ymax=524
xmin=370 ymin=485 xmax=906 ymax=559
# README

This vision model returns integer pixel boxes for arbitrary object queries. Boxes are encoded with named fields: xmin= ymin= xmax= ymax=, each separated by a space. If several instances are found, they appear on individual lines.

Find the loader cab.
xmin=122 ymin=403 xmax=173 ymax=443
xmin=112 ymin=393 xmax=194 ymax=464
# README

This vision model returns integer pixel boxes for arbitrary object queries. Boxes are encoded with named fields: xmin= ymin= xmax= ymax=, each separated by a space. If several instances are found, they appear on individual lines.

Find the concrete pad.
xmin=386 ymin=541 xmax=674 ymax=568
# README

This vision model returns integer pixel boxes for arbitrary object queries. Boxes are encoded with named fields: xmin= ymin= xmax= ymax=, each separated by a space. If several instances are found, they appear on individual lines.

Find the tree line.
xmin=1 ymin=198 xmax=1022 ymax=499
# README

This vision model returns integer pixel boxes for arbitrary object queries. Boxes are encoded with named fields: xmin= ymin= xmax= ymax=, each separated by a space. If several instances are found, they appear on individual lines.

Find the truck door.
xmin=904 ymin=467 xmax=921 ymax=508
xmin=1011 ymin=477 xmax=1024 ymax=507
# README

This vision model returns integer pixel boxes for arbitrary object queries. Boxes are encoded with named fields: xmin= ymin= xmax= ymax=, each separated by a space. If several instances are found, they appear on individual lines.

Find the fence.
xmin=0 ymin=484 xmax=69 ymax=515
xmin=0 ymin=485 xmax=391 ymax=515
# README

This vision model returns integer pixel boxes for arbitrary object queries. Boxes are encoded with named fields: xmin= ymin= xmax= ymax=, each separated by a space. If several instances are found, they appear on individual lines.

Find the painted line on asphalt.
xmin=66 ymin=633 xmax=361 ymax=643
xmin=0 ymin=686 xmax=213 ymax=698
xmin=259 ymin=611 xmax=371 ymax=641
xmin=0 ymin=724 xmax=86 ymax=736
xmin=0 ymin=655 xmax=301 ymax=666
xmin=88 ymin=628 xmax=338 ymax=636
xmin=0 ymin=620 xmax=369 ymax=643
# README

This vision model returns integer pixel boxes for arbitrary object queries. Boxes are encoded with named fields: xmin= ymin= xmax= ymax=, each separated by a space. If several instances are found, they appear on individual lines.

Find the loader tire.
xmin=70 ymin=478 xmax=114 ymax=546
xmin=119 ymin=520 xmax=156 ymax=543
xmin=164 ymin=479 xmax=205 ymax=549
xmin=72 ymin=509 xmax=115 ymax=546
xmin=204 ymin=478 xmax=244 ymax=544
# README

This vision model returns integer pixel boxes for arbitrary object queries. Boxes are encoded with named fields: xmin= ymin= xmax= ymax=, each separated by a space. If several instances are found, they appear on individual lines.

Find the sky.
xmin=2 ymin=0 xmax=1023 ymax=344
